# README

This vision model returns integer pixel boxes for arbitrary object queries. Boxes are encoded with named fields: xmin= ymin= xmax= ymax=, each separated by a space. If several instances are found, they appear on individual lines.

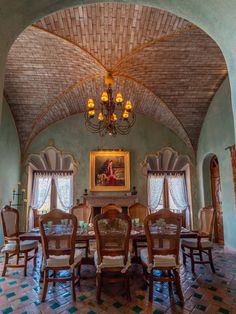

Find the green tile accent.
xmin=191 ymin=284 xmax=199 ymax=289
xmin=68 ymin=306 xmax=78 ymax=313
xmin=132 ymin=305 xmax=143 ymax=313
xmin=97 ymin=299 xmax=104 ymax=305
xmin=218 ymin=308 xmax=230 ymax=314
xmin=79 ymin=295 xmax=87 ymax=301
xmin=113 ymin=302 xmax=123 ymax=308
xmin=63 ymin=292 xmax=71 ymax=298
xmin=34 ymin=301 xmax=41 ymax=306
xmin=50 ymin=303 xmax=60 ymax=310
xmin=136 ymin=295 xmax=145 ymax=300
xmin=6 ymin=292 xmax=16 ymax=298
xmin=8 ymin=281 xmax=17 ymax=285
xmin=20 ymin=284 xmax=29 ymax=288
xmin=20 ymin=296 xmax=29 ymax=302
xmin=154 ymin=297 xmax=163 ymax=303
xmin=21 ymin=312 xmax=28 ymax=314
xmin=194 ymin=292 xmax=202 ymax=299
xmin=213 ymin=295 xmax=223 ymax=302
xmin=0 ymin=278 xmax=5 ymax=282
xmin=153 ymin=310 xmax=164 ymax=314
xmin=2 ymin=307 xmax=13 ymax=314
xmin=87 ymin=311 xmax=96 ymax=314
xmin=12 ymin=271 xmax=19 ymax=275
xmin=195 ymin=304 xmax=206 ymax=311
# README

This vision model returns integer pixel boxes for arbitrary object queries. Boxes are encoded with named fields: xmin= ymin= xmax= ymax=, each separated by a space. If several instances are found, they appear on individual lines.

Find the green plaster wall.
xmin=0 ymin=98 xmax=21 ymax=244
xmin=25 ymin=113 xmax=197 ymax=215
xmin=197 ymin=77 xmax=236 ymax=250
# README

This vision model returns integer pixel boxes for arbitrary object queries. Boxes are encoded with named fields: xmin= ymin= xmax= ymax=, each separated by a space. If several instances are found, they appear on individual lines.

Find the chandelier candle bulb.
xmin=98 ymin=112 xmax=104 ymax=121
xmin=101 ymin=91 xmax=108 ymax=102
xmin=88 ymin=98 xmax=95 ymax=109
xmin=125 ymin=100 xmax=132 ymax=112
xmin=116 ymin=92 xmax=123 ymax=103
xmin=123 ymin=110 xmax=129 ymax=120
xmin=88 ymin=109 xmax=95 ymax=117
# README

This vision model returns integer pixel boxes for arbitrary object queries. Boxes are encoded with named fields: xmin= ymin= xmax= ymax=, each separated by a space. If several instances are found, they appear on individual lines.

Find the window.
xmin=148 ymin=172 xmax=190 ymax=226
xmin=31 ymin=172 xmax=73 ymax=212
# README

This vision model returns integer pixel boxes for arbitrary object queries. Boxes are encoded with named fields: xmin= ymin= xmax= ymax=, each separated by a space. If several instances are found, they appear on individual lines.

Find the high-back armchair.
xmin=1 ymin=205 xmax=38 ymax=276
xmin=93 ymin=209 xmax=131 ymax=301
xmin=141 ymin=209 xmax=183 ymax=303
xmin=101 ymin=203 xmax=122 ymax=214
xmin=70 ymin=203 xmax=92 ymax=258
xmin=181 ymin=206 xmax=216 ymax=273
xmin=40 ymin=209 xmax=83 ymax=301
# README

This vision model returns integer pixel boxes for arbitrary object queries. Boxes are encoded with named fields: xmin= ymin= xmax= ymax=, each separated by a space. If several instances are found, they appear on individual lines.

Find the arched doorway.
xmin=210 ymin=155 xmax=224 ymax=244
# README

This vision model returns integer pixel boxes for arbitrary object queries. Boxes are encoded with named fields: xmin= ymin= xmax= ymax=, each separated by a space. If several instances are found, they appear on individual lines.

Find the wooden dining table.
xmin=20 ymin=227 xmax=197 ymax=242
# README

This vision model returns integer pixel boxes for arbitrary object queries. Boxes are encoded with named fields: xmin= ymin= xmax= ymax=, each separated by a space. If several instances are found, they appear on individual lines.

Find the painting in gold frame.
xmin=90 ymin=151 xmax=130 ymax=192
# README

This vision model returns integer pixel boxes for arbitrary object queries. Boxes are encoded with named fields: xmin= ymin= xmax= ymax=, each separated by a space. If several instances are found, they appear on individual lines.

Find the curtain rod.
xmin=147 ymin=170 xmax=185 ymax=174
xmin=33 ymin=170 xmax=73 ymax=174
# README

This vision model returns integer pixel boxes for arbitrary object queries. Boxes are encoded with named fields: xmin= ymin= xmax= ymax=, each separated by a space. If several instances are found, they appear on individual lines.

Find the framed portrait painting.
xmin=90 ymin=151 xmax=130 ymax=192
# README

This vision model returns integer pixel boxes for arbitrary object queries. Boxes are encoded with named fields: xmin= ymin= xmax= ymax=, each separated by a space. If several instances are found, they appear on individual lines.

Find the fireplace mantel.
xmin=83 ymin=194 xmax=138 ymax=208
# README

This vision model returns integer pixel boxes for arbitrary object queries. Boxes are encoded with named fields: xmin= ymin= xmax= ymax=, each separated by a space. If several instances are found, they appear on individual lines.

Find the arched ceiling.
xmin=4 ymin=3 xmax=227 ymax=152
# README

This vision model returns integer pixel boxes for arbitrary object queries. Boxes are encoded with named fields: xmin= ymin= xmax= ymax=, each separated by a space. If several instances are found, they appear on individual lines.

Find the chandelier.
xmin=84 ymin=73 xmax=136 ymax=136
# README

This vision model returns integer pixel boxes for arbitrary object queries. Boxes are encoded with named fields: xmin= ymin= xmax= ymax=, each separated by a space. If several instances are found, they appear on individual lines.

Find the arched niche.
xmin=202 ymin=153 xmax=215 ymax=206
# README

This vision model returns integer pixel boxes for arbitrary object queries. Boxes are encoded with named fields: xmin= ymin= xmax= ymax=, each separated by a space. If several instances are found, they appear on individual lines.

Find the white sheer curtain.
xmin=30 ymin=173 xmax=52 ymax=209
xmin=54 ymin=173 xmax=73 ymax=211
xmin=147 ymin=174 xmax=165 ymax=212
xmin=167 ymin=174 xmax=190 ymax=226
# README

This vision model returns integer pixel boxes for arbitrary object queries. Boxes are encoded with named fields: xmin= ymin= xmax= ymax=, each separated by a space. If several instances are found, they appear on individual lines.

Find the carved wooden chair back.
xmin=93 ymin=209 xmax=131 ymax=265
xmin=70 ymin=203 xmax=91 ymax=223
xmin=198 ymin=207 xmax=215 ymax=238
xmin=144 ymin=209 xmax=182 ymax=265
xmin=101 ymin=203 xmax=122 ymax=214
xmin=128 ymin=203 xmax=149 ymax=224
xmin=39 ymin=209 xmax=77 ymax=265
xmin=1 ymin=205 xmax=19 ymax=238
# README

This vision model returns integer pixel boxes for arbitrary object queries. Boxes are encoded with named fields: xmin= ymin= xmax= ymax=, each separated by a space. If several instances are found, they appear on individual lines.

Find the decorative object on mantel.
xmin=9 ymin=181 xmax=27 ymax=209
xmin=83 ymin=188 xmax=88 ymax=196
xmin=84 ymin=73 xmax=136 ymax=136
xmin=83 ymin=194 xmax=138 ymax=208
xmin=131 ymin=186 xmax=137 ymax=195
xmin=90 ymin=150 xmax=130 ymax=192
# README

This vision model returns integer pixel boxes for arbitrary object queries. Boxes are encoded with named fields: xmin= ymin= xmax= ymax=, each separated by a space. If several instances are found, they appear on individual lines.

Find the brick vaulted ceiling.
xmin=4 ymin=3 xmax=227 ymax=152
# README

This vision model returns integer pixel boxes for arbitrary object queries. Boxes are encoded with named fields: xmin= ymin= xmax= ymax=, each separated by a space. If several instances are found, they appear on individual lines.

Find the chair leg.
xmin=77 ymin=264 xmax=81 ymax=287
xmin=16 ymin=253 xmax=20 ymax=265
xmin=168 ymin=270 xmax=173 ymax=300
xmin=33 ymin=247 xmax=38 ymax=268
xmin=148 ymin=274 xmax=153 ymax=302
xmin=125 ymin=273 xmax=131 ymax=301
xmin=53 ymin=271 xmax=56 ymax=287
xmin=174 ymin=269 xmax=184 ymax=304
xmin=199 ymin=250 xmax=203 ymax=261
xmin=2 ymin=253 xmax=8 ymax=276
xmin=71 ymin=270 xmax=76 ymax=302
xmin=208 ymin=249 xmax=216 ymax=273
xmin=24 ymin=252 xmax=28 ymax=276
xmin=96 ymin=273 xmax=102 ymax=302
xmin=190 ymin=249 xmax=195 ymax=273
xmin=42 ymin=270 xmax=49 ymax=302
xmin=181 ymin=246 xmax=186 ymax=266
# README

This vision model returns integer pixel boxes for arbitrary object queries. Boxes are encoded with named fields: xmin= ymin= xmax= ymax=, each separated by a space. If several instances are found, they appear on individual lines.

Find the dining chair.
xmin=70 ymin=203 xmax=92 ymax=258
xmin=101 ymin=203 xmax=123 ymax=214
xmin=93 ymin=209 xmax=132 ymax=302
xmin=1 ymin=205 xmax=38 ymax=276
xmin=141 ymin=209 xmax=184 ymax=303
xmin=39 ymin=208 xmax=83 ymax=302
xmin=128 ymin=202 xmax=149 ymax=258
xmin=181 ymin=206 xmax=216 ymax=273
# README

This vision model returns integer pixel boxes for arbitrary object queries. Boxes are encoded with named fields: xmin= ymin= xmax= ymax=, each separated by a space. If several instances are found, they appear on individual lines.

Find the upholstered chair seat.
xmin=181 ymin=238 xmax=213 ymax=249
xmin=45 ymin=249 xmax=83 ymax=268
xmin=140 ymin=248 xmax=177 ymax=269
xmin=1 ymin=240 xmax=38 ymax=253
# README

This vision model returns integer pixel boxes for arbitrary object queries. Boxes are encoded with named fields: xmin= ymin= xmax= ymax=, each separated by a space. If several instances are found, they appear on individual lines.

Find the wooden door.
xmin=210 ymin=156 xmax=224 ymax=244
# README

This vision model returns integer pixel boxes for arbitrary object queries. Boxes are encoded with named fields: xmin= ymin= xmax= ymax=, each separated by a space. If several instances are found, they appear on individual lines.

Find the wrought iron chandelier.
xmin=84 ymin=73 xmax=136 ymax=136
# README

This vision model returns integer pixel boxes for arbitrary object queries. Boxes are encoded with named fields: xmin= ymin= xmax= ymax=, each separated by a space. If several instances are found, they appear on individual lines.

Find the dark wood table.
xmin=20 ymin=227 xmax=197 ymax=242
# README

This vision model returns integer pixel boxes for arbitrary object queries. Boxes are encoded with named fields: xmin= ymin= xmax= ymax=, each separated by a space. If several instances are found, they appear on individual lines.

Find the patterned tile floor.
xmin=0 ymin=245 xmax=236 ymax=313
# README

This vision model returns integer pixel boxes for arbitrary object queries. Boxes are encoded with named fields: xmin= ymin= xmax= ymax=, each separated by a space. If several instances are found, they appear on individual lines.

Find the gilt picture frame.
xmin=90 ymin=151 xmax=130 ymax=192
